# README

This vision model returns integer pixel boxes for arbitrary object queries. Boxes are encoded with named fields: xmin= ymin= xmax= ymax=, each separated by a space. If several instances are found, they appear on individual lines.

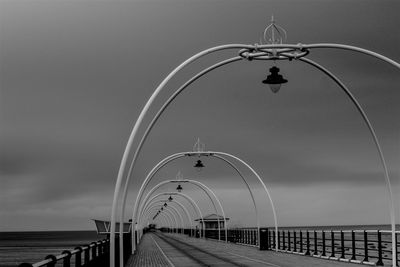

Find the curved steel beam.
xmin=131 ymin=151 xmax=275 ymax=250
xmin=142 ymin=203 xmax=183 ymax=231
xmin=111 ymin=42 xmax=399 ymax=267
xmin=297 ymin=56 xmax=397 ymax=265
xmin=144 ymin=206 xmax=175 ymax=229
xmin=138 ymin=199 xmax=194 ymax=240
xmin=112 ymin=45 xmax=254 ymax=266
xmin=139 ymin=192 xmax=205 ymax=238
xmin=211 ymin=155 xmax=260 ymax=246
xmin=135 ymin=179 xmax=226 ymax=244
xmin=130 ymin=151 xmax=269 ymax=251
xmin=141 ymin=201 xmax=185 ymax=230
xmin=140 ymin=199 xmax=193 ymax=229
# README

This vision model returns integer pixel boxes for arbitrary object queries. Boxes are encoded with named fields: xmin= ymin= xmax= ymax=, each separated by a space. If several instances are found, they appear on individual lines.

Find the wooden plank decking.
xmin=127 ymin=232 xmax=364 ymax=267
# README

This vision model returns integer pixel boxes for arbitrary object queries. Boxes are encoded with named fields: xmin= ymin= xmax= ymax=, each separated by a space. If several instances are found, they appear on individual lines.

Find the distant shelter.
xmin=194 ymin=214 xmax=229 ymax=230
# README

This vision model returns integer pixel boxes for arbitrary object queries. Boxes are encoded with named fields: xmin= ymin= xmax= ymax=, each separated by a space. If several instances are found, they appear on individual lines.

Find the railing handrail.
xmin=19 ymin=238 xmax=109 ymax=267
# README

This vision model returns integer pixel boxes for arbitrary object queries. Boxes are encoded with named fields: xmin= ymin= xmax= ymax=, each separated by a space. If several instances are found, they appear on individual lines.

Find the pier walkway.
xmin=127 ymin=232 xmax=362 ymax=267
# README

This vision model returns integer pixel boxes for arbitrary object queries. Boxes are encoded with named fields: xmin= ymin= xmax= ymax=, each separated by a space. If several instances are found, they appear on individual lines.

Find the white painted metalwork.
xmin=111 ymin=40 xmax=399 ymax=267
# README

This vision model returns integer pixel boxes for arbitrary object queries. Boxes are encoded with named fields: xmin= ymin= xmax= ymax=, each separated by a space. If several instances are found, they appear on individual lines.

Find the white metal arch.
xmin=111 ymin=43 xmax=399 ymax=267
xmin=130 ymin=151 xmax=277 ymax=252
xmin=142 ymin=203 xmax=184 ymax=231
xmin=135 ymin=179 xmax=227 ymax=245
xmin=141 ymin=199 xmax=192 ymax=228
xmin=144 ymin=206 xmax=176 ymax=229
xmin=139 ymin=192 xmax=205 ymax=238
xmin=140 ymin=199 xmax=195 ymax=239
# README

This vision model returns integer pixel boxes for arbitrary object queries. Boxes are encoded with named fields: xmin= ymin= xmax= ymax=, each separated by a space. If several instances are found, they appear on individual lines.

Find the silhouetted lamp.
xmin=262 ymin=66 xmax=288 ymax=93
xmin=161 ymin=207 xmax=163 ymax=211
xmin=176 ymin=184 xmax=183 ymax=192
xmin=168 ymin=196 xmax=173 ymax=202
xmin=164 ymin=203 xmax=167 ymax=207
xmin=194 ymin=159 xmax=204 ymax=171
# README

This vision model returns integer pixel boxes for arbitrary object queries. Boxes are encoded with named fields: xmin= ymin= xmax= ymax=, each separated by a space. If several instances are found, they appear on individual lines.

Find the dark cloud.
xmin=1 ymin=0 xmax=399 ymax=230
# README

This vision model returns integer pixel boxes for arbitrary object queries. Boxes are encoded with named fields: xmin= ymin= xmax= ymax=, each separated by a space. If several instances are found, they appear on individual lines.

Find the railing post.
xmin=282 ymin=231 xmax=286 ymax=250
xmin=305 ymin=230 xmax=310 ymax=256
xmin=293 ymin=231 xmax=297 ymax=252
xmin=44 ymin=255 xmax=57 ymax=267
xmin=363 ymin=230 xmax=369 ymax=262
xmin=314 ymin=231 xmax=318 ymax=255
xmin=277 ymin=231 xmax=281 ymax=250
xmin=351 ymin=231 xmax=356 ymax=261
xmin=322 ymin=231 xmax=326 ymax=257
xmin=84 ymin=246 xmax=90 ymax=265
xmin=330 ymin=231 xmax=335 ymax=258
xmin=299 ymin=231 xmax=303 ymax=253
xmin=376 ymin=230 xmax=384 ymax=266
xmin=396 ymin=232 xmax=399 ymax=267
xmin=288 ymin=231 xmax=291 ymax=251
xmin=340 ymin=231 xmax=345 ymax=259
xmin=273 ymin=230 xmax=276 ymax=249
xmin=74 ymin=247 xmax=82 ymax=267
xmin=62 ymin=250 xmax=72 ymax=267
xmin=91 ymin=242 xmax=97 ymax=261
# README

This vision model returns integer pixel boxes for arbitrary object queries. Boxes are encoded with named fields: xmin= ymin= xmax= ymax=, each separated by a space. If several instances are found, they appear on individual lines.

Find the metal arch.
xmin=122 ymin=57 xmax=264 ymax=257
xmin=140 ymin=199 xmax=193 ymax=229
xmin=142 ymin=203 xmax=183 ymax=231
xmin=137 ymin=180 xmax=223 ymax=241
xmin=120 ymin=57 xmax=243 ymax=240
xmin=138 ymin=192 xmax=205 ymax=238
xmin=296 ymin=56 xmax=397 ymax=265
xmin=144 ymin=206 xmax=178 ymax=229
xmin=130 ymin=151 xmax=274 ymax=252
xmin=144 ymin=206 xmax=175 ymax=229
xmin=126 ymin=57 xmax=244 ymax=253
xmin=137 ymin=199 xmax=195 ymax=241
xmin=143 ymin=208 xmax=171 ymax=228
xmin=210 ymin=152 xmax=278 ymax=250
xmin=185 ymin=180 xmax=228 ymax=242
xmin=112 ymin=46 xmax=253 ymax=266
xmin=153 ymin=212 xmax=169 ymax=228
xmin=111 ymin=42 xmax=399 ymax=267
xmin=140 ymin=201 xmax=185 ymax=230
xmin=135 ymin=179 xmax=227 ymax=244
xmin=156 ymin=212 xmax=173 ymax=230
xmin=140 ymin=193 xmax=203 ymax=233
xmin=140 ymin=199 xmax=194 ymax=240
xmin=138 ymin=199 xmax=193 ymax=240
xmin=210 ymin=155 xmax=260 ymax=246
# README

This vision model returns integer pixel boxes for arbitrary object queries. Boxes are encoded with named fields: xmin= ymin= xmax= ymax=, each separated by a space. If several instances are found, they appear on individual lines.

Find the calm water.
xmin=0 ymin=231 xmax=106 ymax=267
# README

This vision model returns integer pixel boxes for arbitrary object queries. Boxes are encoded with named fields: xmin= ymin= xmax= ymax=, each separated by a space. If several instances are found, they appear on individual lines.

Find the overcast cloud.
xmin=1 ymin=0 xmax=399 ymax=231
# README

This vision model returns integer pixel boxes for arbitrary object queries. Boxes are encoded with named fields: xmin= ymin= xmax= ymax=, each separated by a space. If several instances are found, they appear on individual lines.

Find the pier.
xmin=18 ymin=227 xmax=400 ymax=267
xmin=128 ymin=231 xmax=365 ymax=267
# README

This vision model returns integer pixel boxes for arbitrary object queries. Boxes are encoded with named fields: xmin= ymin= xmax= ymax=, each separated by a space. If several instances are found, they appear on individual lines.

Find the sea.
xmin=1 ymin=225 xmax=398 ymax=267
xmin=0 ymin=231 xmax=106 ymax=267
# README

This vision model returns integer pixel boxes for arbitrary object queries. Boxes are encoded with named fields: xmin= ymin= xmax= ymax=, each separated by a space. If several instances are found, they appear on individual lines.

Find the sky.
xmin=1 ymin=0 xmax=399 ymax=231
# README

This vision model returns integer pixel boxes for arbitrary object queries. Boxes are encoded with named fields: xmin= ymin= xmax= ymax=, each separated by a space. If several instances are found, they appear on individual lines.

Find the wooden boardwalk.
xmin=127 ymin=232 xmax=364 ymax=267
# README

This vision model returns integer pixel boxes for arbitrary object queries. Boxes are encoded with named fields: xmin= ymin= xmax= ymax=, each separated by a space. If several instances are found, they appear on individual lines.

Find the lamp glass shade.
xmin=269 ymin=83 xmax=282 ymax=93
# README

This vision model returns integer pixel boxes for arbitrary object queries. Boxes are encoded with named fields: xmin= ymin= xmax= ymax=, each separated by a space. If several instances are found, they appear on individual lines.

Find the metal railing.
xmin=18 ymin=239 xmax=109 ymax=267
xmin=170 ymin=227 xmax=399 ymax=266
xmin=266 ymin=229 xmax=399 ymax=266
